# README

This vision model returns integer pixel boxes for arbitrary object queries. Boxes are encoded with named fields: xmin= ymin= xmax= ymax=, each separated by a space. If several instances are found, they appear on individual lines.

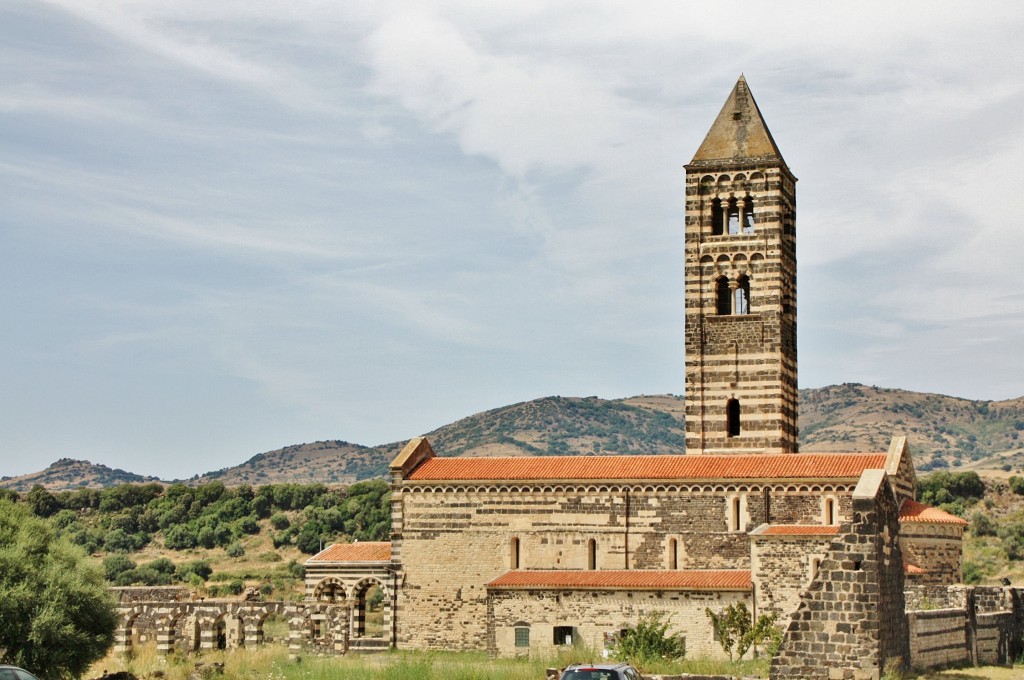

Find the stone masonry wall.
xmin=395 ymin=482 xmax=850 ymax=651
xmin=751 ymin=534 xmax=833 ymax=619
xmin=487 ymin=587 xmax=750 ymax=659
xmin=906 ymin=609 xmax=968 ymax=669
xmin=770 ymin=470 xmax=909 ymax=680
xmin=899 ymin=524 xmax=962 ymax=585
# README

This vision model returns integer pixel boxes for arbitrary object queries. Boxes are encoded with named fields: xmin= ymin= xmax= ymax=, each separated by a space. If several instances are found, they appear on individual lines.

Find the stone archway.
xmin=312 ymin=577 xmax=347 ymax=603
xmin=349 ymin=577 xmax=389 ymax=643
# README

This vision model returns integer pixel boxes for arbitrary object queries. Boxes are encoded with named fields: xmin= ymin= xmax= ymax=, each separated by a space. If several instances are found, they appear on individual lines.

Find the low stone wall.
xmin=905 ymin=586 xmax=1024 ymax=671
xmin=112 ymin=586 xmax=191 ymax=605
xmin=976 ymin=611 xmax=1015 ymax=666
xmin=906 ymin=608 xmax=967 ymax=669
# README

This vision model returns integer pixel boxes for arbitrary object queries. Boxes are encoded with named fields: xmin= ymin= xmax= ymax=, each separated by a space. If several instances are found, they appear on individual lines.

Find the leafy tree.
xmin=176 ymin=559 xmax=212 ymax=582
xmin=970 ymin=511 xmax=997 ymax=537
xmin=997 ymin=521 xmax=1024 ymax=560
xmin=917 ymin=471 xmax=985 ymax=514
xmin=0 ymin=499 xmax=116 ymax=679
xmin=102 ymin=554 xmax=137 ymax=581
xmin=705 ymin=603 xmax=780 ymax=661
xmin=616 ymin=611 xmax=685 ymax=665
xmin=26 ymin=485 xmax=59 ymax=518
xmin=226 ymin=541 xmax=246 ymax=558
xmin=1009 ymin=476 xmax=1024 ymax=496
xmin=270 ymin=512 xmax=291 ymax=530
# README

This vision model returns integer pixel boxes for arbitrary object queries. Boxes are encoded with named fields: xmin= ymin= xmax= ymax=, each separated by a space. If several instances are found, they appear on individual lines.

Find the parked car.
xmin=0 ymin=667 xmax=40 ymax=680
xmin=558 ymin=663 xmax=645 ymax=680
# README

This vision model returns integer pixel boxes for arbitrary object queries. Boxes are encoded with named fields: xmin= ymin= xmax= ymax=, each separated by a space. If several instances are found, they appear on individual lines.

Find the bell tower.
xmin=683 ymin=76 xmax=798 ymax=454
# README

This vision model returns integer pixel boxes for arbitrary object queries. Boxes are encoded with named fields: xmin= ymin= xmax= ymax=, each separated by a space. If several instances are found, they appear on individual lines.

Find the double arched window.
xmin=714 ymin=275 xmax=751 ymax=315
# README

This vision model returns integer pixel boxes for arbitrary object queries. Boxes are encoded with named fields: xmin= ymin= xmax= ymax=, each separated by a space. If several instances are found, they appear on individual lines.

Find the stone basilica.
xmin=300 ymin=78 xmax=1022 ymax=679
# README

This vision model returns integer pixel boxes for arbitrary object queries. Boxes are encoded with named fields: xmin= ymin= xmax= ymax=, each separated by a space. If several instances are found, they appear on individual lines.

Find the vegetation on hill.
xmin=915 ymin=470 xmax=1024 ymax=585
xmin=12 ymin=480 xmax=390 ymax=594
xmin=801 ymin=384 xmax=1024 ymax=470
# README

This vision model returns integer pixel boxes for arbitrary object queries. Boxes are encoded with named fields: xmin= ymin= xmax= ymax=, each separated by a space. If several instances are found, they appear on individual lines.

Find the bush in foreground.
xmin=0 ymin=499 xmax=117 ymax=680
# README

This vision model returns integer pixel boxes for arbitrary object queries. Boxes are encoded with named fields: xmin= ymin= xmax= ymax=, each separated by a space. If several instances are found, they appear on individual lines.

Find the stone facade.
xmin=487 ymin=585 xmax=750 ymax=659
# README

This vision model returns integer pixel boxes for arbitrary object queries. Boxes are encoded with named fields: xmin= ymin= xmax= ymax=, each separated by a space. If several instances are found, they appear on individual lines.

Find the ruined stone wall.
xmin=770 ymin=470 xmax=908 ymax=680
xmin=751 ymin=534 xmax=833 ymax=619
xmin=487 ymin=587 xmax=749 ymax=659
xmin=898 ymin=524 xmax=962 ymax=585
xmin=112 ymin=586 xmax=191 ymax=605
xmin=906 ymin=609 xmax=968 ymax=669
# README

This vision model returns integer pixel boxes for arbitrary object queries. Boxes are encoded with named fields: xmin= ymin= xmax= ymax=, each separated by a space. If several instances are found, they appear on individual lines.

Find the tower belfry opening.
xmin=684 ymin=76 xmax=799 ymax=454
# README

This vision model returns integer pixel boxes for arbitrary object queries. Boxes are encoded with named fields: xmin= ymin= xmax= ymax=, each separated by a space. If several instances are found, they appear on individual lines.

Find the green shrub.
xmin=616 ymin=611 xmax=685 ymax=666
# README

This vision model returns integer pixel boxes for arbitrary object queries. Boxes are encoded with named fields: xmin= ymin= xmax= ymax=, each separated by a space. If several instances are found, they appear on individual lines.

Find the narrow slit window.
xmin=727 ymin=398 xmax=741 ymax=437
xmin=587 ymin=539 xmax=597 ymax=570
xmin=727 ymin=198 xmax=740 ymax=234
xmin=711 ymin=199 xmax=725 ymax=235
xmin=668 ymin=538 xmax=678 ymax=570
xmin=716 ymin=277 xmax=731 ymax=315
xmin=731 ymin=497 xmax=742 ymax=532
xmin=510 ymin=537 xmax=520 ymax=569
xmin=825 ymin=498 xmax=836 ymax=526
xmin=734 ymin=275 xmax=750 ymax=315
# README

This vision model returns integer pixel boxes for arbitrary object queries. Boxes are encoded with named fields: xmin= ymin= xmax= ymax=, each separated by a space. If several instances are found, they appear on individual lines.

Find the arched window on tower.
xmin=711 ymin=199 xmax=725 ymax=235
xmin=743 ymin=198 xmax=755 ymax=233
xmin=727 ymin=398 xmax=741 ymax=437
xmin=587 ymin=539 xmax=597 ymax=570
xmin=734 ymin=275 xmax=750 ymax=315
xmin=715 ymin=277 xmax=731 ymax=315
xmin=727 ymin=198 xmax=740 ymax=235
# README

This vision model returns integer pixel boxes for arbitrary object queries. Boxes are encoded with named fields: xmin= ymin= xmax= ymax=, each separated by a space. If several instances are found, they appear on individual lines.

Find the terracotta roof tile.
xmin=899 ymin=500 xmax=968 ymax=525
xmin=307 ymin=542 xmax=392 ymax=563
xmin=486 ymin=569 xmax=751 ymax=591
xmin=758 ymin=525 xmax=841 ymax=536
xmin=407 ymin=453 xmax=886 ymax=482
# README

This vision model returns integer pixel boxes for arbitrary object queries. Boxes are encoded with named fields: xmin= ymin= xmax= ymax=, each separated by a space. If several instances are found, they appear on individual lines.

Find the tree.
xmin=0 ymin=499 xmax=116 ymax=680
xmin=705 ymin=603 xmax=781 ymax=661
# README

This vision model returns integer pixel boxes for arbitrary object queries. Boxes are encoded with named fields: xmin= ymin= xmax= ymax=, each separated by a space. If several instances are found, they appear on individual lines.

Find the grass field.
xmin=87 ymin=644 xmax=771 ymax=680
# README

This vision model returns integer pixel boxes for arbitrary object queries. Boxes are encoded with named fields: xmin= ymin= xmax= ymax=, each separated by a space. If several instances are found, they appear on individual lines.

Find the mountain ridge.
xmin=3 ymin=383 xmax=1022 ymax=491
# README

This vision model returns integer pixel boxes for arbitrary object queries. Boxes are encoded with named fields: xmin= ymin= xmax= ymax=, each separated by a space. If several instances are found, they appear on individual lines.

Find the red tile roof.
xmin=307 ymin=542 xmax=392 ymax=563
xmin=486 ymin=569 xmax=751 ymax=591
xmin=759 ymin=525 xmax=841 ymax=536
xmin=899 ymin=500 xmax=968 ymax=525
xmin=406 ymin=453 xmax=886 ymax=482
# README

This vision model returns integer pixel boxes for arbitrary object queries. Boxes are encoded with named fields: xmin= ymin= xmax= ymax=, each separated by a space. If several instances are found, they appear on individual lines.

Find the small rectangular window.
xmin=553 ymin=626 xmax=574 ymax=645
xmin=514 ymin=626 xmax=530 ymax=647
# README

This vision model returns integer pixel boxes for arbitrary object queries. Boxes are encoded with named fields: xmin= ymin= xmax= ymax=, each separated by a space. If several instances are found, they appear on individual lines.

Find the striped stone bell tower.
xmin=683 ymin=75 xmax=799 ymax=454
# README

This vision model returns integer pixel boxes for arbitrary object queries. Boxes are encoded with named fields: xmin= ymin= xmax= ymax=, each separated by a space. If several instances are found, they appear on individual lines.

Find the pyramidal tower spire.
xmin=683 ymin=76 xmax=799 ymax=454
xmin=691 ymin=75 xmax=786 ymax=167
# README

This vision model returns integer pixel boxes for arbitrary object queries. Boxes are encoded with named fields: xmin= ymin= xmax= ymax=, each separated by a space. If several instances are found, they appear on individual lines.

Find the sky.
xmin=2 ymin=1 xmax=1023 ymax=480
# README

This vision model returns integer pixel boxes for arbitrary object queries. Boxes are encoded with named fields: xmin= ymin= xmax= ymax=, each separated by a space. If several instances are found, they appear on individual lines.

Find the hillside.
xmin=0 ymin=457 xmax=163 ymax=492
xmin=4 ymin=384 xmax=1023 ymax=490
xmin=191 ymin=440 xmax=387 ymax=487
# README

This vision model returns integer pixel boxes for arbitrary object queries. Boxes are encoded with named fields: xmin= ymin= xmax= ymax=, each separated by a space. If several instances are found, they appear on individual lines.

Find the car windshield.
xmin=561 ymin=670 xmax=620 ymax=680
